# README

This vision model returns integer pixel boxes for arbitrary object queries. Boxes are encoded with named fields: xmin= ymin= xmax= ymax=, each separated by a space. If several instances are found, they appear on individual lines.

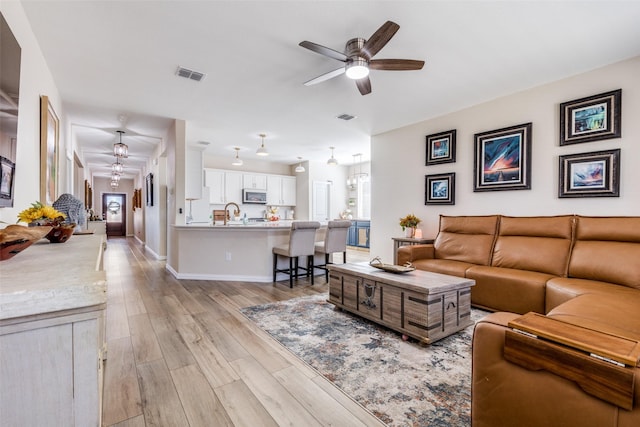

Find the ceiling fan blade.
xmin=303 ymin=67 xmax=346 ymax=86
xmin=369 ymin=59 xmax=425 ymax=71
xmin=299 ymin=41 xmax=348 ymax=62
xmin=355 ymin=77 xmax=372 ymax=95
xmin=361 ymin=21 xmax=400 ymax=59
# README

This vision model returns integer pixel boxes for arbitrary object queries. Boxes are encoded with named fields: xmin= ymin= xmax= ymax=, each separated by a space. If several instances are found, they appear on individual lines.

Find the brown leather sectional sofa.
xmin=397 ymin=215 xmax=640 ymax=427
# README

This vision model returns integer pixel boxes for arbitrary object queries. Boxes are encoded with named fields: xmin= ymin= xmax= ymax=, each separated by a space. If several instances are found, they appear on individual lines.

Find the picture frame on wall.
xmin=474 ymin=122 xmax=532 ymax=192
xmin=558 ymin=149 xmax=620 ymax=198
xmin=425 ymin=130 xmax=456 ymax=165
xmin=146 ymin=173 xmax=154 ymax=206
xmin=40 ymin=95 xmax=60 ymax=205
xmin=0 ymin=156 xmax=15 ymax=207
xmin=559 ymin=89 xmax=621 ymax=146
xmin=425 ymin=172 xmax=455 ymax=205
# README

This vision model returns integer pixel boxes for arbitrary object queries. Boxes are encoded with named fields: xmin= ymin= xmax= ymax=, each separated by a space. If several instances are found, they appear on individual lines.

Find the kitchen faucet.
xmin=223 ymin=202 xmax=240 ymax=225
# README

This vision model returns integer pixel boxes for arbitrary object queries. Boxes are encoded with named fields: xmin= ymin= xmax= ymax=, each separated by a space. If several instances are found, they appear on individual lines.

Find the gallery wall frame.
xmin=40 ymin=95 xmax=59 ymax=205
xmin=425 ymin=172 xmax=455 ymax=205
xmin=559 ymin=89 xmax=621 ymax=146
xmin=558 ymin=149 xmax=620 ymax=198
xmin=474 ymin=122 xmax=532 ymax=192
xmin=425 ymin=129 xmax=456 ymax=165
xmin=0 ymin=156 xmax=15 ymax=207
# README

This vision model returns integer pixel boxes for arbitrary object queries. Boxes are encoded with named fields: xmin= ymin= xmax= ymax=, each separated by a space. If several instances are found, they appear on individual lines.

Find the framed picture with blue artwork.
xmin=560 ymin=89 xmax=621 ymax=146
xmin=426 ymin=130 xmax=456 ymax=166
xmin=558 ymin=149 xmax=620 ymax=198
xmin=474 ymin=122 xmax=532 ymax=192
xmin=425 ymin=172 xmax=455 ymax=205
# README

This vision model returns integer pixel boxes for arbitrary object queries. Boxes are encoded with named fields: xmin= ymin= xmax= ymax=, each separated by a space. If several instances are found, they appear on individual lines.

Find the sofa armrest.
xmin=397 ymin=244 xmax=435 ymax=265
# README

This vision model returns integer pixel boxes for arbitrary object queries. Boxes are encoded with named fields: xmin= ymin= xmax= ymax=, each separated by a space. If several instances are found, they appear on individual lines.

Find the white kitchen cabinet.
xmin=225 ymin=171 xmax=243 ymax=203
xmin=242 ymin=173 xmax=267 ymax=190
xmin=0 ymin=236 xmax=107 ymax=426
xmin=205 ymin=168 xmax=242 ymax=204
xmin=267 ymin=175 xmax=296 ymax=206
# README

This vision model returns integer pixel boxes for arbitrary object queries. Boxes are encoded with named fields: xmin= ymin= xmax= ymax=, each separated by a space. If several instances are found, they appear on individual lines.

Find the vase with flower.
xmin=17 ymin=201 xmax=75 ymax=243
xmin=399 ymin=213 xmax=421 ymax=238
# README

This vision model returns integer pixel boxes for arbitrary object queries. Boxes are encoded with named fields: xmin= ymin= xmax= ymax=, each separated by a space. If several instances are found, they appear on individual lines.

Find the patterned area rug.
xmin=240 ymin=293 xmax=488 ymax=427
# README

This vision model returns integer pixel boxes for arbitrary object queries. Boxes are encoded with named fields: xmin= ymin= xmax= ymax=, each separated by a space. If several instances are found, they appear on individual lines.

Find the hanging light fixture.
xmin=111 ymin=172 xmax=121 ymax=182
xmin=112 ymin=158 xmax=124 ymax=174
xmin=256 ymin=133 xmax=268 ymax=156
xmin=327 ymin=146 xmax=338 ymax=166
xmin=110 ymin=180 xmax=119 ymax=189
xmin=346 ymin=153 xmax=368 ymax=188
xmin=231 ymin=147 xmax=243 ymax=166
xmin=295 ymin=157 xmax=305 ymax=173
xmin=113 ymin=130 xmax=128 ymax=158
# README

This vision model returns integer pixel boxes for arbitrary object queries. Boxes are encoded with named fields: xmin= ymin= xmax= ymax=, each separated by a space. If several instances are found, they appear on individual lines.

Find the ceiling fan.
xmin=299 ymin=21 xmax=425 ymax=95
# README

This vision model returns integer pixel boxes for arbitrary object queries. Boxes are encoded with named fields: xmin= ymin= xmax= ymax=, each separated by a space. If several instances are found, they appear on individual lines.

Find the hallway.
xmin=101 ymin=237 xmax=380 ymax=426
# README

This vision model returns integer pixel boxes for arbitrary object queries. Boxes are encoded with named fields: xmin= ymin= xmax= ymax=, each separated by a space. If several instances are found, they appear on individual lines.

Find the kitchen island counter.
xmin=168 ymin=222 xmax=327 ymax=282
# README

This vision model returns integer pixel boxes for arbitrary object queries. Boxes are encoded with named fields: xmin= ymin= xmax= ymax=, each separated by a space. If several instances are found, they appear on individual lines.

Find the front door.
xmin=103 ymin=193 xmax=126 ymax=237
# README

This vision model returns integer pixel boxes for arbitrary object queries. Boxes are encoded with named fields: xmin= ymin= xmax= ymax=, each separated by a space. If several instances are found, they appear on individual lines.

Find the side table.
xmin=392 ymin=237 xmax=434 ymax=264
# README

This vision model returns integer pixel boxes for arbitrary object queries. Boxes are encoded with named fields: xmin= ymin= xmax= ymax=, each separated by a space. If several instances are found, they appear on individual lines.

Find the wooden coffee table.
xmin=327 ymin=262 xmax=475 ymax=344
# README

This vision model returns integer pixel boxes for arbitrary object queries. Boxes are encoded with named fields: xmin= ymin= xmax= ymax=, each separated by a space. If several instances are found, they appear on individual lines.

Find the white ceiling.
xmin=20 ymin=0 xmax=640 ymax=180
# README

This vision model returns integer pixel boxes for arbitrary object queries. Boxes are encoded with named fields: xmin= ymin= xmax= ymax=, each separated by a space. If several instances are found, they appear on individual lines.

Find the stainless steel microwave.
xmin=242 ymin=189 xmax=267 ymax=204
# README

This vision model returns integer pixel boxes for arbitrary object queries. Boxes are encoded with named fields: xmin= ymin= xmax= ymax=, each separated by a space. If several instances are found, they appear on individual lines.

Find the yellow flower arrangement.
xmin=17 ymin=201 xmax=66 ymax=224
xmin=399 ymin=213 xmax=421 ymax=230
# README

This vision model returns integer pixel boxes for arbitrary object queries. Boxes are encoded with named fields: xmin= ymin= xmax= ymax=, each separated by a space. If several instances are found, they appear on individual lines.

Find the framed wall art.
xmin=425 ymin=172 xmax=455 ymax=205
xmin=146 ymin=173 xmax=154 ymax=206
xmin=559 ymin=89 xmax=621 ymax=146
xmin=40 ymin=95 xmax=60 ymax=205
xmin=0 ymin=156 xmax=15 ymax=207
xmin=426 ymin=129 xmax=456 ymax=165
xmin=474 ymin=122 xmax=532 ymax=192
xmin=558 ymin=149 xmax=620 ymax=198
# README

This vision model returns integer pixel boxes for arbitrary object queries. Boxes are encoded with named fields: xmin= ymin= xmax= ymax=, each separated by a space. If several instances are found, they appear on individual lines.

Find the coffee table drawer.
xmin=403 ymin=289 xmax=472 ymax=341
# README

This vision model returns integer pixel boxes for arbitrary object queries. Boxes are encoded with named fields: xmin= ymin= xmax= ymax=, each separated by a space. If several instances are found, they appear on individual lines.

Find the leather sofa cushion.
xmin=570 ymin=216 xmax=640 ymax=289
xmin=397 ymin=244 xmax=434 ymax=266
xmin=545 ymin=277 xmax=640 ymax=313
xmin=547 ymin=293 xmax=640 ymax=341
xmin=491 ymin=215 xmax=573 ymax=276
xmin=434 ymin=215 xmax=499 ymax=265
xmin=466 ymin=265 xmax=550 ymax=314
xmin=409 ymin=259 xmax=475 ymax=278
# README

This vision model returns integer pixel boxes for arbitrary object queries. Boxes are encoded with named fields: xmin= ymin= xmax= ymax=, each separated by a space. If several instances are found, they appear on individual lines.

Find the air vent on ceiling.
xmin=176 ymin=66 xmax=206 ymax=82
xmin=337 ymin=113 xmax=356 ymax=121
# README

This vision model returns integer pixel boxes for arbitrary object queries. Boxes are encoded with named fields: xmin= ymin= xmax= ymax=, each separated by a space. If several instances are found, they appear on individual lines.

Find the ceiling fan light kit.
xmin=299 ymin=20 xmax=424 ymax=95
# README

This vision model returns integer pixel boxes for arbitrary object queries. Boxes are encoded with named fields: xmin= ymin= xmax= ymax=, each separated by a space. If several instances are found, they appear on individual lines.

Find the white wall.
xmin=0 ymin=3 xmax=62 ymax=224
xmin=371 ymin=56 xmax=640 ymax=262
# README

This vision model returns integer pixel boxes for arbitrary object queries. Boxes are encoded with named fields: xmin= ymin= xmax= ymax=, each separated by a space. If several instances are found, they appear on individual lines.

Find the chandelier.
xmin=113 ymin=130 xmax=128 ymax=158
xmin=346 ymin=153 xmax=368 ymax=188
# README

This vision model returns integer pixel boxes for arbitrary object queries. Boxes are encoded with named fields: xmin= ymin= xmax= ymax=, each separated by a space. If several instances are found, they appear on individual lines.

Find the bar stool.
xmin=314 ymin=220 xmax=351 ymax=282
xmin=273 ymin=221 xmax=321 ymax=288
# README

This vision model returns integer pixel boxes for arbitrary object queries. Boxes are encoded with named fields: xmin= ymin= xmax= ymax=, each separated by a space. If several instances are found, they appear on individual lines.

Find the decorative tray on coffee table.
xmin=369 ymin=256 xmax=416 ymax=274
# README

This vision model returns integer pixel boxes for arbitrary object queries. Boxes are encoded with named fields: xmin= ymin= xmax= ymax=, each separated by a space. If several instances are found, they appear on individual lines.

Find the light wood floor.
xmin=102 ymin=237 xmax=382 ymax=427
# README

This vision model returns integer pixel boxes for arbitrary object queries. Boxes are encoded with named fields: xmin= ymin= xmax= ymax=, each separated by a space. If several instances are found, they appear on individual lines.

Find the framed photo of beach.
xmin=558 ymin=149 xmax=620 ymax=198
xmin=560 ymin=89 xmax=621 ymax=146
xmin=474 ymin=122 xmax=532 ymax=192
xmin=426 ymin=130 xmax=456 ymax=165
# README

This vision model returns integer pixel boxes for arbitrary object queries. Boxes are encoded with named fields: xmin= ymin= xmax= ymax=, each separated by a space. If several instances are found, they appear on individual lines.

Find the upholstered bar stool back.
xmin=273 ymin=221 xmax=321 ymax=288
xmin=315 ymin=220 xmax=351 ymax=282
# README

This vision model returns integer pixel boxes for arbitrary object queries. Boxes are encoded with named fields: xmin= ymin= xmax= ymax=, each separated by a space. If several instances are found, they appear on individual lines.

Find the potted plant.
xmin=399 ymin=214 xmax=421 ymax=238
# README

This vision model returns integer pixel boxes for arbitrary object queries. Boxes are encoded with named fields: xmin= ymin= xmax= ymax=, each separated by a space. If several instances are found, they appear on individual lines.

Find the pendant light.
xmin=327 ymin=146 xmax=338 ymax=166
xmin=295 ymin=157 xmax=305 ymax=173
xmin=256 ymin=133 xmax=269 ymax=156
xmin=231 ymin=147 xmax=243 ymax=166
xmin=110 ymin=180 xmax=119 ymax=189
xmin=112 ymin=158 xmax=124 ymax=174
xmin=111 ymin=172 xmax=121 ymax=182
xmin=113 ymin=130 xmax=128 ymax=158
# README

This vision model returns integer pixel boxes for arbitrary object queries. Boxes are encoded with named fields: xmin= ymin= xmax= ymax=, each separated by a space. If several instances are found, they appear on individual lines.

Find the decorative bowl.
xmin=0 ymin=225 xmax=53 ymax=261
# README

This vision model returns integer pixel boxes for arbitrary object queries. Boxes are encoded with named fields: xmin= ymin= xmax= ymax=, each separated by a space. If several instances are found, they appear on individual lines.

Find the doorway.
xmin=103 ymin=193 xmax=126 ymax=237
xmin=312 ymin=181 xmax=331 ymax=221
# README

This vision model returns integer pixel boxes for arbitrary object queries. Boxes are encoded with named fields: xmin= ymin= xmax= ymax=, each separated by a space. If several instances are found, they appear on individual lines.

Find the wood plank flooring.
xmin=102 ymin=237 xmax=382 ymax=426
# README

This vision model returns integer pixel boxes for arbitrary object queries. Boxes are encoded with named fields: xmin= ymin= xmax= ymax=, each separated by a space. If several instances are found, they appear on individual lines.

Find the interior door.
xmin=102 ymin=193 xmax=126 ymax=237
xmin=312 ymin=181 xmax=330 ymax=221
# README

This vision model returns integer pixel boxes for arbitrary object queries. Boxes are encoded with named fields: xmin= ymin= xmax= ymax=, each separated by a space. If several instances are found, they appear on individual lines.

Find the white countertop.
xmin=0 ymin=235 xmax=107 ymax=321
xmin=175 ymin=220 xmax=328 ymax=230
